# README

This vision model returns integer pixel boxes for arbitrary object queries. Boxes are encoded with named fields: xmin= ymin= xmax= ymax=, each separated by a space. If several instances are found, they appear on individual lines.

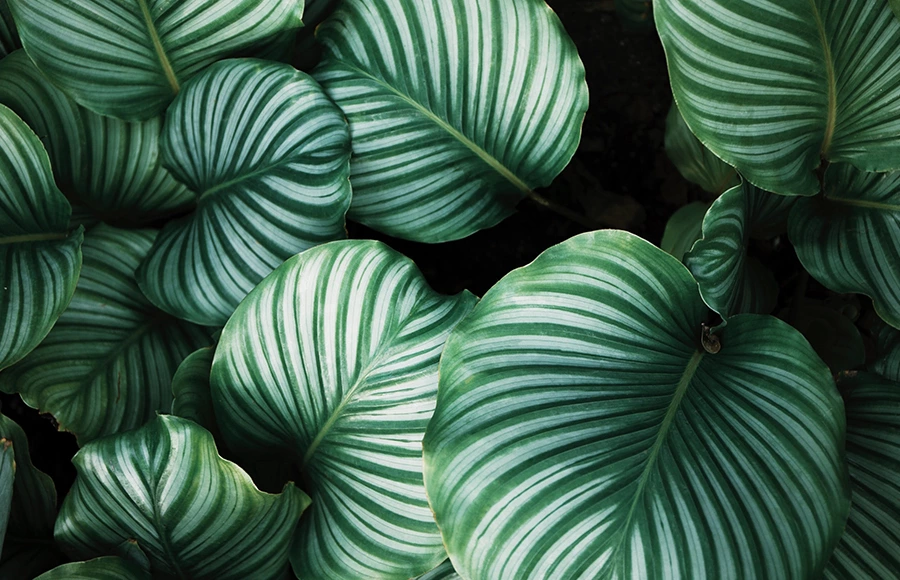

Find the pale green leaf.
xmin=0 ymin=225 xmax=213 ymax=444
xmin=36 ymin=556 xmax=148 ymax=580
xmin=424 ymin=230 xmax=849 ymax=579
xmin=211 ymin=240 xmax=477 ymax=579
xmin=55 ymin=415 xmax=309 ymax=579
xmin=656 ymin=0 xmax=900 ymax=195
xmin=8 ymin=0 xmax=304 ymax=120
xmin=664 ymin=101 xmax=737 ymax=195
xmin=136 ymin=58 xmax=351 ymax=326
xmin=314 ymin=0 xmax=588 ymax=242
xmin=660 ymin=201 xmax=709 ymax=262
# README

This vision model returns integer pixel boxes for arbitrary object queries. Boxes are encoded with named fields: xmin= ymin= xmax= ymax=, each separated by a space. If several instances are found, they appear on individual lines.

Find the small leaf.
xmin=664 ymin=101 xmax=737 ymax=195
xmin=171 ymin=346 xmax=221 ymax=441
xmin=0 ymin=438 xmax=12 ymax=557
xmin=660 ymin=200 xmax=709 ymax=262
xmin=35 ymin=556 xmax=148 ymax=580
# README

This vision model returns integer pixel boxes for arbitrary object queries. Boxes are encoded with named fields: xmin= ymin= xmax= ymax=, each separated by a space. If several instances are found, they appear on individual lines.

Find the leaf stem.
xmin=527 ymin=191 xmax=603 ymax=230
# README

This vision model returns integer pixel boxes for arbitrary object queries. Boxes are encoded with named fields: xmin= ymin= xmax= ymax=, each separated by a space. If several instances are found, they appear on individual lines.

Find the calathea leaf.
xmin=789 ymin=164 xmax=900 ymax=329
xmin=36 ymin=556 xmax=148 ymax=580
xmin=825 ymin=372 xmax=900 ymax=578
xmin=664 ymin=100 xmax=737 ymax=195
xmin=0 ymin=104 xmax=83 ymax=371
xmin=136 ymin=58 xmax=352 ymax=326
xmin=660 ymin=200 xmax=709 ymax=262
xmin=8 ymin=0 xmax=304 ymax=120
xmin=872 ymin=322 xmax=900 ymax=382
xmin=211 ymin=240 xmax=477 ymax=579
xmin=415 ymin=560 xmax=460 ymax=580
xmin=0 ymin=225 xmax=213 ymax=444
xmin=424 ymin=230 xmax=849 ymax=579
xmin=314 ymin=0 xmax=588 ymax=242
xmin=171 ymin=346 xmax=217 ymax=436
xmin=55 ymin=415 xmax=309 ymax=579
xmin=0 ymin=0 xmax=19 ymax=58
xmin=685 ymin=181 xmax=794 ymax=318
xmin=656 ymin=0 xmax=900 ymax=196
xmin=0 ymin=437 xmax=11 ymax=557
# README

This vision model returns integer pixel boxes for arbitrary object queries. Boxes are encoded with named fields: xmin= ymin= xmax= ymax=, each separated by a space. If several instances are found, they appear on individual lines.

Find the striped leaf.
xmin=55 ymin=415 xmax=309 ymax=579
xmin=211 ymin=240 xmax=477 ymax=579
xmin=825 ymin=373 xmax=900 ymax=578
xmin=685 ymin=181 xmax=794 ymax=318
xmin=789 ymin=164 xmax=900 ymax=329
xmin=0 ymin=0 xmax=19 ymax=58
xmin=0 ymin=413 xmax=62 ymax=578
xmin=424 ymin=230 xmax=849 ymax=579
xmin=664 ymin=101 xmax=737 ymax=195
xmin=36 ymin=557 xmax=148 ymax=580
xmin=660 ymin=201 xmax=709 ymax=262
xmin=0 ymin=51 xmax=193 ymax=223
xmin=656 ymin=0 xmax=900 ymax=196
xmin=0 ymin=438 xmax=11 ymax=558
xmin=314 ymin=0 xmax=588 ymax=242
xmin=136 ymin=59 xmax=351 ymax=326
xmin=416 ymin=560 xmax=460 ymax=580
xmin=873 ymin=323 xmax=900 ymax=382
xmin=8 ymin=0 xmax=303 ymax=120
xmin=0 ymin=104 xmax=82 ymax=371
xmin=0 ymin=225 xmax=212 ymax=444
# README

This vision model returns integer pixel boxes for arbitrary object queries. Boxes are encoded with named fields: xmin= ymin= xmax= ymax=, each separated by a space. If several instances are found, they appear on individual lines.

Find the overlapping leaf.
xmin=8 ymin=0 xmax=304 ymax=119
xmin=781 ymin=301 xmax=865 ymax=373
xmin=211 ymin=240 xmax=477 ymax=579
xmin=660 ymin=201 xmax=709 ymax=262
xmin=656 ymin=0 xmax=900 ymax=196
xmin=36 ymin=557 xmax=148 ymax=580
xmin=0 ymin=438 xmax=11 ymax=557
xmin=0 ymin=225 xmax=212 ymax=444
xmin=424 ymin=230 xmax=848 ymax=579
xmin=416 ymin=560 xmax=460 ymax=580
xmin=0 ymin=0 xmax=19 ymax=58
xmin=314 ymin=0 xmax=588 ymax=242
xmin=664 ymin=101 xmax=737 ymax=195
xmin=873 ymin=322 xmax=900 ymax=382
xmin=55 ymin=415 xmax=309 ymax=579
xmin=136 ymin=59 xmax=351 ymax=326
xmin=0 ymin=104 xmax=82 ymax=371
xmin=171 ymin=347 xmax=217 ymax=434
xmin=0 ymin=51 xmax=192 ymax=222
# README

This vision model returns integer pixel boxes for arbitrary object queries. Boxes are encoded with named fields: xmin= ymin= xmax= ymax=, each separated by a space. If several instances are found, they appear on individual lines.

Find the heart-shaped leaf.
xmin=825 ymin=372 xmax=900 ymax=578
xmin=656 ymin=0 xmax=900 ymax=195
xmin=0 ymin=104 xmax=82 ymax=371
xmin=0 ymin=51 xmax=193 ymax=222
xmin=36 ymin=557 xmax=148 ymax=580
xmin=55 ymin=415 xmax=308 ymax=579
xmin=789 ymin=164 xmax=900 ymax=329
xmin=664 ymin=101 xmax=737 ymax=195
xmin=685 ymin=181 xmax=794 ymax=318
xmin=424 ymin=230 xmax=848 ymax=579
xmin=314 ymin=0 xmax=588 ymax=242
xmin=136 ymin=58 xmax=351 ymax=326
xmin=211 ymin=240 xmax=477 ymax=579
xmin=0 ymin=225 xmax=212 ymax=444
xmin=8 ymin=0 xmax=304 ymax=120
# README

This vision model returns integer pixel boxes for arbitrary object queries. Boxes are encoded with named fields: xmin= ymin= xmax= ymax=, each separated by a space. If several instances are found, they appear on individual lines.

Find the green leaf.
xmin=136 ymin=58 xmax=351 ymax=326
xmin=685 ymin=181 xmax=793 ymax=317
xmin=789 ymin=164 xmax=900 ymax=329
xmin=0 ymin=50 xmax=193 ymax=222
xmin=211 ymin=240 xmax=477 ymax=579
xmin=55 ymin=415 xmax=309 ymax=579
xmin=780 ymin=301 xmax=866 ymax=373
xmin=656 ymin=0 xmax=900 ymax=196
xmin=171 ymin=346 xmax=222 ymax=441
xmin=825 ymin=372 xmax=900 ymax=578
xmin=314 ymin=0 xmax=588 ymax=242
xmin=0 ymin=438 xmax=12 ymax=556
xmin=36 ymin=556 xmax=148 ymax=580
xmin=0 ymin=104 xmax=82 ymax=371
xmin=0 ymin=0 xmax=19 ymax=58
xmin=0 ymin=225 xmax=212 ymax=444
xmin=415 ymin=560 xmax=460 ymax=580
xmin=873 ymin=322 xmax=900 ymax=382
xmin=660 ymin=201 xmax=709 ymax=262
xmin=0 ymin=413 xmax=62 ymax=578
xmin=8 ymin=0 xmax=304 ymax=120
xmin=424 ymin=230 xmax=849 ymax=579
xmin=616 ymin=0 xmax=654 ymax=28
xmin=664 ymin=101 xmax=737 ymax=195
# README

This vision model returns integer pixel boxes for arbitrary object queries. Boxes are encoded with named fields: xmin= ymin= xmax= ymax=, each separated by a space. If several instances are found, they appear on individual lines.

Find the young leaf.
xmin=55 ymin=415 xmax=309 ymax=579
xmin=211 ymin=240 xmax=477 ymax=579
xmin=136 ymin=58 xmax=352 ymax=326
xmin=424 ymin=230 xmax=849 ymax=579
xmin=314 ymin=0 xmax=588 ymax=242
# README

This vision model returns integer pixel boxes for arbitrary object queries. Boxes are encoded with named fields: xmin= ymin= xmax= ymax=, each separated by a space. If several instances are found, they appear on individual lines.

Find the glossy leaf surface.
xmin=56 ymin=415 xmax=309 ymax=579
xmin=137 ymin=59 xmax=351 ymax=326
xmin=171 ymin=347 xmax=217 ymax=435
xmin=212 ymin=240 xmax=477 ymax=579
xmin=425 ymin=230 xmax=848 ymax=579
xmin=0 ymin=225 xmax=212 ymax=444
xmin=656 ymin=0 xmax=900 ymax=195
xmin=314 ymin=0 xmax=588 ymax=242
xmin=36 ymin=557 xmax=148 ymax=580
xmin=664 ymin=101 xmax=737 ymax=195
xmin=9 ymin=0 xmax=303 ymax=119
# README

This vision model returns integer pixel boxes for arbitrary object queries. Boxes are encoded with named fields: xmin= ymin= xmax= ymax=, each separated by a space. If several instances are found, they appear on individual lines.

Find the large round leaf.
xmin=424 ymin=230 xmax=848 ymax=579
xmin=0 ymin=104 xmax=82 ymax=371
xmin=211 ymin=240 xmax=477 ymax=579
xmin=55 ymin=415 xmax=309 ymax=579
xmin=314 ymin=0 xmax=588 ymax=242
xmin=664 ymin=101 xmax=737 ymax=196
xmin=789 ymin=164 xmax=900 ymax=329
xmin=656 ymin=0 xmax=900 ymax=196
xmin=825 ymin=373 xmax=900 ymax=578
xmin=136 ymin=58 xmax=351 ymax=326
xmin=0 ymin=51 xmax=193 ymax=222
xmin=8 ymin=0 xmax=304 ymax=120
xmin=0 ymin=225 xmax=212 ymax=444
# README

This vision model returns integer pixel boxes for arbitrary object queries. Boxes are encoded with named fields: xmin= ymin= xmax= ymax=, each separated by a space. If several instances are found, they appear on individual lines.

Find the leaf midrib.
xmin=809 ymin=0 xmax=836 ymax=156
xmin=137 ymin=0 xmax=180 ymax=95
xmin=824 ymin=195 xmax=900 ymax=212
